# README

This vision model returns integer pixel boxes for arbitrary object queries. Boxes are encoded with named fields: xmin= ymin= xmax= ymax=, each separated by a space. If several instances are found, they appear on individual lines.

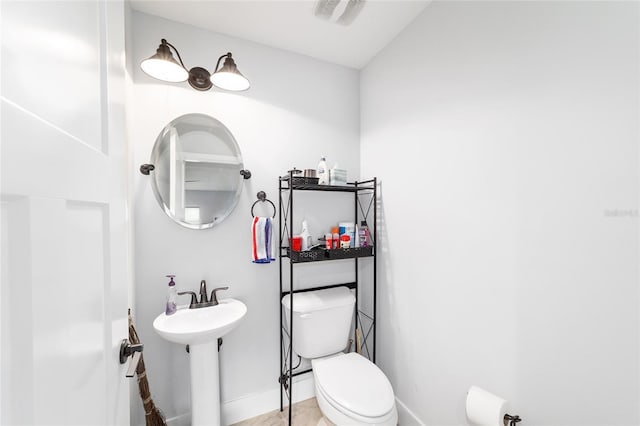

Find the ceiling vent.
xmin=314 ymin=0 xmax=366 ymax=26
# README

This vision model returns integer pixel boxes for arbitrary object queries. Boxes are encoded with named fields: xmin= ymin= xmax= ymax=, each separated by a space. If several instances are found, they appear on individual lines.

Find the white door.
xmin=1 ymin=1 xmax=130 ymax=424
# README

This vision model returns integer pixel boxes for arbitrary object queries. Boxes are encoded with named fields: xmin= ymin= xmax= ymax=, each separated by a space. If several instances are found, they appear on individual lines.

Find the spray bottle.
xmin=300 ymin=220 xmax=312 ymax=251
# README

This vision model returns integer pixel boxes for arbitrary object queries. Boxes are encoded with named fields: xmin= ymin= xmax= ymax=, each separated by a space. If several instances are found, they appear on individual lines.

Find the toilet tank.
xmin=281 ymin=286 xmax=355 ymax=359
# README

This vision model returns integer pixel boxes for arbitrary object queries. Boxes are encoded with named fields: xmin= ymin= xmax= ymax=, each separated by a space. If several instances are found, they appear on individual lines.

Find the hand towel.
xmin=252 ymin=216 xmax=275 ymax=263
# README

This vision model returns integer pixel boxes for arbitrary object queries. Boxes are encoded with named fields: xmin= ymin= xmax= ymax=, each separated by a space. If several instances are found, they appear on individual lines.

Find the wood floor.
xmin=230 ymin=397 xmax=335 ymax=426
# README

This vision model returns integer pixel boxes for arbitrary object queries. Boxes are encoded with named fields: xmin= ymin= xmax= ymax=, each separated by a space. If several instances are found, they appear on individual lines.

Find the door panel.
xmin=2 ymin=0 xmax=104 ymax=149
xmin=1 ymin=1 xmax=129 ymax=425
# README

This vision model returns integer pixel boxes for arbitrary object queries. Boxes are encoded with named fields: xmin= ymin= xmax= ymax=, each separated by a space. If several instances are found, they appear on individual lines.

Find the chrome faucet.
xmin=178 ymin=280 xmax=229 ymax=309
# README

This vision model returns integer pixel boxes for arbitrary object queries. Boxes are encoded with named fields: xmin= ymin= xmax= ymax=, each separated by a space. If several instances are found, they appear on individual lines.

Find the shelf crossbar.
xmin=281 ymin=281 xmax=356 ymax=298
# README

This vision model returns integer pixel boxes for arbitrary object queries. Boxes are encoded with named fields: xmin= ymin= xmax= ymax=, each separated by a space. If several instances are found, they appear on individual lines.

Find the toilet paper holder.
xmin=504 ymin=414 xmax=522 ymax=426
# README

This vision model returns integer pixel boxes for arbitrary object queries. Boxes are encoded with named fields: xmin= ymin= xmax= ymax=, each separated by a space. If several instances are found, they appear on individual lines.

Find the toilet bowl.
xmin=281 ymin=287 xmax=398 ymax=425
xmin=312 ymin=353 xmax=397 ymax=425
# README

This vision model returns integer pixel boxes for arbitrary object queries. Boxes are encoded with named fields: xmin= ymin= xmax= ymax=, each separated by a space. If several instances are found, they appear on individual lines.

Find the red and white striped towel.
xmin=252 ymin=216 xmax=275 ymax=263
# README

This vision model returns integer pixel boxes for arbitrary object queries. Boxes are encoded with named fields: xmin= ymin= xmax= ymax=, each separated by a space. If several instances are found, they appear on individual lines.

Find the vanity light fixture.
xmin=140 ymin=39 xmax=189 ymax=83
xmin=140 ymin=39 xmax=251 ymax=92
xmin=210 ymin=53 xmax=251 ymax=91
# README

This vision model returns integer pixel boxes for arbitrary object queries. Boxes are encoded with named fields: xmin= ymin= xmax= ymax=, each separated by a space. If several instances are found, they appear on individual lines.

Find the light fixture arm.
xmin=161 ymin=38 xmax=187 ymax=70
xmin=214 ymin=53 xmax=231 ymax=72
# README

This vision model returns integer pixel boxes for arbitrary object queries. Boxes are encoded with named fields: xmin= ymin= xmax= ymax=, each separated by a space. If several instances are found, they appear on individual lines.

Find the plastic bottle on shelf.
xmin=359 ymin=221 xmax=371 ymax=247
xmin=325 ymin=233 xmax=333 ymax=250
xmin=165 ymin=275 xmax=177 ymax=315
xmin=300 ymin=220 xmax=311 ymax=251
xmin=317 ymin=157 xmax=328 ymax=185
xmin=331 ymin=227 xmax=340 ymax=250
xmin=354 ymin=224 xmax=360 ymax=247
xmin=348 ymin=223 xmax=356 ymax=247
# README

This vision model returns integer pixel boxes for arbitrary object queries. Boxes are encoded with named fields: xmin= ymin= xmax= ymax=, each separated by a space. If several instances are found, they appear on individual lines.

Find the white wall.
xmin=361 ymin=1 xmax=639 ymax=425
xmin=127 ymin=11 xmax=360 ymax=425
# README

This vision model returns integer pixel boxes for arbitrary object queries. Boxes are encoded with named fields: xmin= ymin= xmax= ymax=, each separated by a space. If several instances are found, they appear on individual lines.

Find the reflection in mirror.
xmin=149 ymin=113 xmax=245 ymax=229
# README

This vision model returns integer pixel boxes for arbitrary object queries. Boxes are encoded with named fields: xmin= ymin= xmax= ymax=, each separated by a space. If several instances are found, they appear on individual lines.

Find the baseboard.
xmin=165 ymin=412 xmax=190 ymax=426
xmin=161 ymin=376 xmax=315 ymax=426
xmin=222 ymin=375 xmax=316 ymax=425
xmin=396 ymin=396 xmax=425 ymax=426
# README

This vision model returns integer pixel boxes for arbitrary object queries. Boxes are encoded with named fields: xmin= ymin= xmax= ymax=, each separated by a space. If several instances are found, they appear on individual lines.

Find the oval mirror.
xmin=149 ymin=113 xmax=245 ymax=229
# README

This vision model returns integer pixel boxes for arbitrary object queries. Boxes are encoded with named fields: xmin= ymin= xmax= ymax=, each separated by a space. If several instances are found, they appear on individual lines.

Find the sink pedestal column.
xmin=189 ymin=340 xmax=220 ymax=426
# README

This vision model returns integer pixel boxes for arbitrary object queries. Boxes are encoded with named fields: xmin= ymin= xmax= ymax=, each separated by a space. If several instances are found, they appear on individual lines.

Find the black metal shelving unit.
xmin=278 ymin=172 xmax=378 ymax=425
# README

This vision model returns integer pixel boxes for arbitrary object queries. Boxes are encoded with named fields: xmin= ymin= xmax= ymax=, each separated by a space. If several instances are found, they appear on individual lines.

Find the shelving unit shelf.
xmin=278 ymin=173 xmax=378 ymax=425
xmin=285 ymin=246 xmax=373 ymax=263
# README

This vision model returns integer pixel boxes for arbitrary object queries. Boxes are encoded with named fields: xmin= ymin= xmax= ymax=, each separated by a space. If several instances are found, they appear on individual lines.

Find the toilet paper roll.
xmin=466 ymin=386 xmax=509 ymax=426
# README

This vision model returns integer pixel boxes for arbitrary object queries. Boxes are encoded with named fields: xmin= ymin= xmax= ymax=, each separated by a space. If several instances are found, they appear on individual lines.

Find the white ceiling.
xmin=129 ymin=0 xmax=431 ymax=69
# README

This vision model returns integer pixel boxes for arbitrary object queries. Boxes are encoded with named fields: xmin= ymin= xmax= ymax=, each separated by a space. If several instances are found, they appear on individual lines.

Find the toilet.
xmin=282 ymin=286 xmax=398 ymax=425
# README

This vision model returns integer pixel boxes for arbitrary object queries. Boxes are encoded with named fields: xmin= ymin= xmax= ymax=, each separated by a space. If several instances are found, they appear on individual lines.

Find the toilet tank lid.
xmin=281 ymin=286 xmax=355 ymax=313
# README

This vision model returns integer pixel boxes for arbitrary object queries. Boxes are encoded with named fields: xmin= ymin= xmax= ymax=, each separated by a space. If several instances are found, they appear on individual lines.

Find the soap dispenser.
xmin=165 ymin=275 xmax=177 ymax=315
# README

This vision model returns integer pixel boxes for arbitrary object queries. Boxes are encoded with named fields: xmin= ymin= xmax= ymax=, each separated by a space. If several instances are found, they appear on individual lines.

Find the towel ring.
xmin=251 ymin=191 xmax=276 ymax=218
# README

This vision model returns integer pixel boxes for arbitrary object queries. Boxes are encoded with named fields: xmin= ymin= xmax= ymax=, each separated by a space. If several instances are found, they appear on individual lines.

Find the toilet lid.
xmin=313 ymin=352 xmax=395 ymax=418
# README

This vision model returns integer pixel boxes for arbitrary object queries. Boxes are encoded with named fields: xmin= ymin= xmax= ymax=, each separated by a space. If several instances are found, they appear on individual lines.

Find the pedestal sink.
xmin=153 ymin=299 xmax=247 ymax=426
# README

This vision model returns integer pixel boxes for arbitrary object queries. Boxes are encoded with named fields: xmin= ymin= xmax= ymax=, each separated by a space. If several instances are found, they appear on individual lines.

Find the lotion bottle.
xmin=165 ymin=275 xmax=177 ymax=315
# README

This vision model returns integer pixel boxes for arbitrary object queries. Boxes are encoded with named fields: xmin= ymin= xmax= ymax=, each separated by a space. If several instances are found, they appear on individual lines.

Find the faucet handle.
xmin=178 ymin=291 xmax=198 ymax=308
xmin=210 ymin=287 xmax=229 ymax=306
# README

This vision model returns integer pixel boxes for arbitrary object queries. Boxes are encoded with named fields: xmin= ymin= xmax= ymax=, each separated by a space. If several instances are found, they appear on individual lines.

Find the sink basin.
xmin=153 ymin=298 xmax=247 ymax=345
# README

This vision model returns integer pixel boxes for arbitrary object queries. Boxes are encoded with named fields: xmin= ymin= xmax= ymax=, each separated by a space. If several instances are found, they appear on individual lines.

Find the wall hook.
xmin=504 ymin=414 xmax=522 ymax=426
xmin=240 ymin=169 xmax=252 ymax=179
xmin=140 ymin=164 xmax=155 ymax=175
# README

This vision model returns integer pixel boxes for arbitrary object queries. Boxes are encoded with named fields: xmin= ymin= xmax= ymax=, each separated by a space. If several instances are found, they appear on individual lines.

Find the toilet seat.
xmin=312 ymin=353 xmax=397 ymax=424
